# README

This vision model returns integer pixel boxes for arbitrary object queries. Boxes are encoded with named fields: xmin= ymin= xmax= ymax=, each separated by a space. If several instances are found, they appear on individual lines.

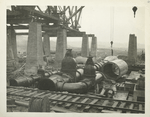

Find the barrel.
xmin=28 ymin=96 xmax=50 ymax=112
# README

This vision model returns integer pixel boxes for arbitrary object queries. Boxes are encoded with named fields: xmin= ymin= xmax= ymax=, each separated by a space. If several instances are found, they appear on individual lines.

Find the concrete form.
xmin=7 ymin=28 xmax=14 ymax=61
xmin=11 ymin=28 xmax=18 ymax=61
xmin=24 ymin=22 xmax=44 ymax=75
xmin=91 ymin=36 xmax=97 ymax=57
xmin=81 ymin=33 xmax=89 ymax=57
xmin=128 ymin=34 xmax=137 ymax=64
xmin=55 ymin=28 xmax=67 ymax=67
xmin=43 ymin=33 xmax=51 ymax=57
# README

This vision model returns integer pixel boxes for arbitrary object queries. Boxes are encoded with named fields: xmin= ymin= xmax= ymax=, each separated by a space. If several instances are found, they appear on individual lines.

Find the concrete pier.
xmin=43 ymin=33 xmax=51 ymax=57
xmin=24 ymin=22 xmax=44 ymax=75
xmin=11 ymin=28 xmax=18 ymax=61
xmin=7 ymin=28 xmax=17 ymax=73
xmin=7 ymin=28 xmax=14 ymax=61
xmin=55 ymin=28 xmax=67 ymax=67
xmin=91 ymin=36 xmax=97 ymax=57
xmin=128 ymin=34 xmax=137 ymax=64
xmin=81 ymin=33 xmax=89 ymax=57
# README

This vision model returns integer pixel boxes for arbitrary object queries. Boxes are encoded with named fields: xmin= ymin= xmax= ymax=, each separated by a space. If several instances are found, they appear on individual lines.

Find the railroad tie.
xmin=65 ymin=97 xmax=80 ymax=108
xmin=129 ymin=103 xmax=134 ymax=109
xmin=58 ymin=96 xmax=73 ymax=106
xmin=7 ymin=88 xmax=19 ymax=93
xmin=39 ymin=93 xmax=52 ymax=98
xmin=77 ymin=98 xmax=89 ymax=108
xmin=102 ymin=100 xmax=109 ymax=106
xmin=119 ymin=102 xmax=126 ymax=113
xmin=57 ymin=95 xmax=67 ymax=106
xmin=83 ymin=99 xmax=99 ymax=112
xmin=32 ymin=92 xmax=46 ymax=98
xmin=18 ymin=90 xmax=33 ymax=96
xmin=139 ymin=104 xmax=142 ymax=111
xmin=119 ymin=102 xmax=126 ymax=108
xmin=25 ymin=91 xmax=38 ymax=97
xmin=15 ymin=90 xmax=32 ymax=96
xmin=8 ymin=89 xmax=24 ymax=95
xmin=112 ymin=101 xmax=119 ymax=108
xmin=51 ymin=94 xmax=62 ymax=105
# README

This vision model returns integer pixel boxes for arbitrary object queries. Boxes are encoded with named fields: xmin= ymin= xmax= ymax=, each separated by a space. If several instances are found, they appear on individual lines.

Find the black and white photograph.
xmin=0 ymin=0 xmax=150 ymax=116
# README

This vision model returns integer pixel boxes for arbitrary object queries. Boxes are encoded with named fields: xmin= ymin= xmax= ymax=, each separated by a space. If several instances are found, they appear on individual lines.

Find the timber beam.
xmin=15 ymin=32 xmax=94 ymax=37
xmin=17 ymin=7 xmax=60 ymax=21
xmin=7 ymin=18 xmax=58 ymax=24
xmin=8 ymin=24 xmax=80 ymax=32
xmin=16 ymin=31 xmax=86 ymax=37
xmin=9 ymin=25 xmax=60 ymax=31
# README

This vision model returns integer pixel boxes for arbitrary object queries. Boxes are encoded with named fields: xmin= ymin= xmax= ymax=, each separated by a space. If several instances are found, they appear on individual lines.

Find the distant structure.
xmin=7 ymin=6 xmax=97 ymax=75
xmin=128 ymin=34 xmax=137 ymax=64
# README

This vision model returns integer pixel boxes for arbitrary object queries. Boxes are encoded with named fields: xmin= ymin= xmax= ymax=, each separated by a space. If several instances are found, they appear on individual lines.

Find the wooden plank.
xmin=100 ymin=88 xmax=106 ymax=95
xmin=139 ymin=104 xmax=143 ymax=111
xmin=113 ymin=91 xmax=129 ymax=100
xmin=129 ymin=103 xmax=134 ymax=109
xmin=51 ymin=106 xmax=76 ymax=113
xmin=57 ymin=95 xmax=67 ymax=101
xmin=112 ymin=101 xmax=119 ymax=108
xmin=119 ymin=102 xmax=126 ymax=108
xmin=18 ymin=90 xmax=33 ymax=96
xmin=51 ymin=94 xmax=62 ymax=100
xmin=8 ymin=89 xmax=24 ymax=94
xmin=7 ymin=89 xmax=20 ymax=93
xmin=48 ymin=94 xmax=57 ymax=99
xmin=102 ymin=100 xmax=109 ymax=106
xmin=101 ymin=110 xmax=122 ymax=113
xmin=57 ymin=96 xmax=72 ymax=106
xmin=15 ymin=90 xmax=32 ymax=96
xmin=39 ymin=93 xmax=52 ymax=98
xmin=84 ymin=99 xmax=99 ymax=111
xmin=25 ymin=91 xmax=38 ymax=96
xmin=51 ymin=94 xmax=62 ymax=105
xmin=65 ymin=97 xmax=80 ymax=108
xmin=77 ymin=98 xmax=89 ymax=108
xmin=32 ymin=92 xmax=46 ymax=97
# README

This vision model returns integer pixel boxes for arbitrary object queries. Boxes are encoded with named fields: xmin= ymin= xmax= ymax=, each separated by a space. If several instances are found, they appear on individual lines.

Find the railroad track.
xmin=7 ymin=86 xmax=145 ymax=113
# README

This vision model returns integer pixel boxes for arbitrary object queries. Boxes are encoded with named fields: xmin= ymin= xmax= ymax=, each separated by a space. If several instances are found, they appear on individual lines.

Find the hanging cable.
xmin=110 ymin=7 xmax=114 ymax=56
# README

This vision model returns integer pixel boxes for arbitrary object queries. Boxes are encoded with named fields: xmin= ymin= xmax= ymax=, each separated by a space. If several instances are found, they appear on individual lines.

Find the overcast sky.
xmin=76 ymin=6 xmax=145 ymax=44
xmin=43 ymin=6 xmax=145 ymax=46
xmin=8 ymin=6 xmax=145 ymax=48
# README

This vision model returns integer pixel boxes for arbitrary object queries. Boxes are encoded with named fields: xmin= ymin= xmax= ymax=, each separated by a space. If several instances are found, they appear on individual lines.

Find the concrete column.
xmin=81 ymin=33 xmax=89 ymax=57
xmin=128 ymin=34 xmax=137 ymax=64
xmin=55 ymin=28 xmax=67 ymax=67
xmin=7 ymin=28 xmax=16 ymax=74
xmin=7 ymin=28 xmax=14 ymax=60
xmin=134 ymin=36 xmax=137 ymax=61
xmin=43 ymin=33 xmax=51 ymax=57
xmin=11 ymin=28 xmax=18 ymax=61
xmin=24 ymin=22 xmax=44 ymax=75
xmin=91 ymin=36 xmax=97 ymax=57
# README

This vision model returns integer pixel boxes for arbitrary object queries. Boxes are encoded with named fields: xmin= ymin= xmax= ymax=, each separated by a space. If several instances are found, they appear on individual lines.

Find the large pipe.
xmin=38 ymin=69 xmax=84 ymax=91
xmin=94 ymin=56 xmax=118 ymax=71
xmin=9 ymin=70 xmax=59 ymax=87
xmin=9 ymin=75 xmax=40 ymax=87
xmin=56 ymin=78 xmax=94 ymax=93
xmin=102 ymin=59 xmax=128 ymax=80
xmin=38 ymin=71 xmax=103 ymax=93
